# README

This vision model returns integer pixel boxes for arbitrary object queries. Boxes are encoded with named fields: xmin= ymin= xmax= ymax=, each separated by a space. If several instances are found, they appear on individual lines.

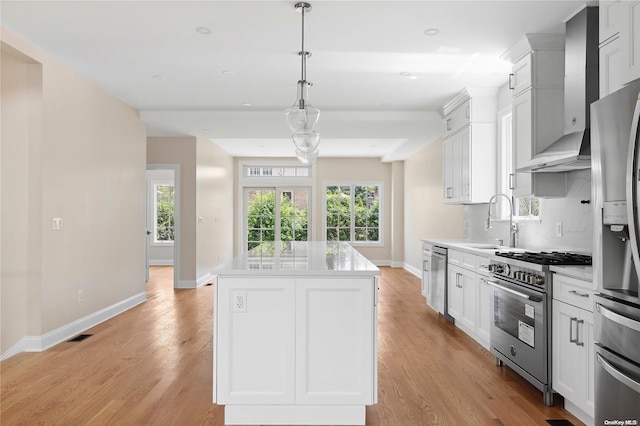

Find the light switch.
xmin=52 ymin=217 xmax=63 ymax=231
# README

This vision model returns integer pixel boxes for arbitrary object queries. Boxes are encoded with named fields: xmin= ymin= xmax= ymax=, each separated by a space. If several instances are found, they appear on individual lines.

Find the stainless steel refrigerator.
xmin=591 ymin=78 xmax=640 ymax=425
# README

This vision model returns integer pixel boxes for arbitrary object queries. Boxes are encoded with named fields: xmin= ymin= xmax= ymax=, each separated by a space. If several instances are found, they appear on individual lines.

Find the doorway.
xmin=146 ymin=164 xmax=180 ymax=288
xmin=244 ymin=187 xmax=311 ymax=252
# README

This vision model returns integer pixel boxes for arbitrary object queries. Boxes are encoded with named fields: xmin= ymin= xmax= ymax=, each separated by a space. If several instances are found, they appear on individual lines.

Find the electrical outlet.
xmin=77 ymin=289 xmax=83 ymax=303
xmin=556 ymin=222 xmax=563 ymax=237
xmin=232 ymin=290 xmax=246 ymax=313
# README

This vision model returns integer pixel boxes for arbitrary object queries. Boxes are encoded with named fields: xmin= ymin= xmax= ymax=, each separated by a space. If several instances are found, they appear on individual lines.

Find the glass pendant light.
xmin=285 ymin=2 xmax=320 ymax=162
xmin=296 ymin=148 xmax=319 ymax=164
xmin=292 ymin=131 xmax=320 ymax=153
xmin=285 ymin=78 xmax=320 ymax=133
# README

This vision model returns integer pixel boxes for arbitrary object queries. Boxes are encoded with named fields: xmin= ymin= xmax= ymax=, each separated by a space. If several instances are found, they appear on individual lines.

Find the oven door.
xmin=488 ymin=277 xmax=547 ymax=384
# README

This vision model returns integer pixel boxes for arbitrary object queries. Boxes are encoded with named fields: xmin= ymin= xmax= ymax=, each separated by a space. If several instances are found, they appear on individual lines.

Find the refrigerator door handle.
xmin=596 ymin=352 xmax=640 ymax=394
xmin=626 ymin=95 xmax=640 ymax=277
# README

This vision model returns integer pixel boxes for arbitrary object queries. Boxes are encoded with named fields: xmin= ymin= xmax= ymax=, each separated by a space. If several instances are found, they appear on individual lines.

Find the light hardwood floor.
xmin=1 ymin=266 xmax=583 ymax=425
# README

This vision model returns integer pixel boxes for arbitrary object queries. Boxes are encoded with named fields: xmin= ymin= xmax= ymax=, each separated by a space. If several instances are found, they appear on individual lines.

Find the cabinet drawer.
xmin=554 ymin=274 xmax=595 ymax=312
xmin=448 ymin=249 xmax=476 ymax=271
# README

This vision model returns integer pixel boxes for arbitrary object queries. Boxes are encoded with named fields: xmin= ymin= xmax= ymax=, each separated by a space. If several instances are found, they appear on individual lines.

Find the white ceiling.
xmin=1 ymin=0 xmax=585 ymax=160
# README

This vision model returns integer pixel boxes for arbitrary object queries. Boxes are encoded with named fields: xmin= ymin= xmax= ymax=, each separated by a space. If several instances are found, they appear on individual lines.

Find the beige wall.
xmin=1 ymin=49 xmax=43 ymax=350
xmin=1 ymin=29 xmax=147 ymax=354
xmin=147 ymin=137 xmax=197 ymax=284
xmin=403 ymin=138 xmax=464 ymax=272
xmin=196 ymin=138 xmax=234 ymax=280
xmin=147 ymin=137 xmax=234 ymax=286
xmin=314 ymin=158 xmax=395 ymax=262
xmin=232 ymin=157 xmax=402 ymax=264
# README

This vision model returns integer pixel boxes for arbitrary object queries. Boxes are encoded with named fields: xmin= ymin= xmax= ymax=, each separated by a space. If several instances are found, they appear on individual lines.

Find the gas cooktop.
xmin=494 ymin=251 xmax=592 ymax=266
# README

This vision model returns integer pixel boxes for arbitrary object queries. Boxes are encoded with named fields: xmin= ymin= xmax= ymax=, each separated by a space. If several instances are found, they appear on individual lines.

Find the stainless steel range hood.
xmin=517 ymin=6 xmax=599 ymax=173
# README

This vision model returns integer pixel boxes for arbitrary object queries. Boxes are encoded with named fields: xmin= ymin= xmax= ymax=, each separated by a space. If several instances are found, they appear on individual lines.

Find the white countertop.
xmin=213 ymin=241 xmax=381 ymax=276
xmin=421 ymin=238 xmax=519 ymax=257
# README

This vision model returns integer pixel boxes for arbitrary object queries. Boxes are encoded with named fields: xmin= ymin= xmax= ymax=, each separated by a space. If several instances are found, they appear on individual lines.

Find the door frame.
xmin=146 ymin=163 xmax=180 ymax=288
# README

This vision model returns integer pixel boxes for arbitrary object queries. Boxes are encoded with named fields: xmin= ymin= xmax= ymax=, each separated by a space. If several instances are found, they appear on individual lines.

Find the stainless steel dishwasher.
xmin=422 ymin=243 xmax=452 ymax=322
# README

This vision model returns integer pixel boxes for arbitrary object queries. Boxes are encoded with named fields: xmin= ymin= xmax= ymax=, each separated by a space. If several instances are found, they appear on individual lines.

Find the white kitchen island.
xmin=212 ymin=241 xmax=380 ymax=425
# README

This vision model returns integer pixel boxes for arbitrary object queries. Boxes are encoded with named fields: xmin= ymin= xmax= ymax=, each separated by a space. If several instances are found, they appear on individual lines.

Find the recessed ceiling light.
xmin=424 ymin=28 xmax=439 ymax=36
xmin=152 ymin=74 xmax=166 ymax=80
xmin=196 ymin=26 xmax=211 ymax=35
xmin=408 ymin=75 xmax=417 ymax=80
xmin=399 ymin=72 xmax=411 ymax=77
xmin=241 ymin=103 xmax=252 ymax=107
xmin=221 ymin=70 xmax=235 ymax=77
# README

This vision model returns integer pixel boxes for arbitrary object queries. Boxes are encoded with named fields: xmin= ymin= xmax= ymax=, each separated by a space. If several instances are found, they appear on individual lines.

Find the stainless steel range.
xmin=488 ymin=251 xmax=592 ymax=406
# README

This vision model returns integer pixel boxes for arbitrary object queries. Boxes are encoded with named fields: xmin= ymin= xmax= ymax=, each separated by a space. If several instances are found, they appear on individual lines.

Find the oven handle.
xmin=486 ymin=280 xmax=539 ymax=301
xmin=596 ymin=352 xmax=640 ymax=394
xmin=596 ymin=303 xmax=640 ymax=333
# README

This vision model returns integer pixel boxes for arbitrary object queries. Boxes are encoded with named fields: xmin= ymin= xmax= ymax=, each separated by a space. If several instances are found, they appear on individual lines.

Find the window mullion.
xmin=354 ymin=185 xmax=358 ymax=243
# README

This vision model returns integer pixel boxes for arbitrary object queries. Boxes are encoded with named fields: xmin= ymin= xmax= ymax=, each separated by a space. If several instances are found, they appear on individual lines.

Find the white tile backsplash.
xmin=464 ymin=169 xmax=592 ymax=253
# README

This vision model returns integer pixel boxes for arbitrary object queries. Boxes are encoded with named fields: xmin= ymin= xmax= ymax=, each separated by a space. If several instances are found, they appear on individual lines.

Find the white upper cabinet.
xmin=441 ymin=88 xmax=497 ymax=204
xmin=600 ymin=0 xmax=622 ymax=44
xmin=502 ymin=34 xmax=567 ymax=198
xmin=600 ymin=1 xmax=640 ymax=97
xmin=620 ymin=1 xmax=640 ymax=85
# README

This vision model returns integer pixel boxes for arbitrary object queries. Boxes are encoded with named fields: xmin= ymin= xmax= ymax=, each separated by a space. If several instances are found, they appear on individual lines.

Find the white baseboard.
xmin=176 ymin=280 xmax=196 ymax=289
xmin=177 ymin=272 xmax=214 ymax=289
xmin=1 ymin=291 xmax=147 ymax=361
xmin=403 ymin=263 xmax=421 ymax=278
xmin=149 ymin=259 xmax=174 ymax=266
xmin=197 ymin=272 xmax=214 ymax=288
xmin=371 ymin=259 xmax=391 ymax=266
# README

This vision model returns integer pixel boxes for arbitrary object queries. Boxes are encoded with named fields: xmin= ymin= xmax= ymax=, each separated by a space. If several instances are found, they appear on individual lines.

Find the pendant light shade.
xmin=292 ymin=131 xmax=320 ymax=153
xmin=296 ymin=148 xmax=319 ymax=164
xmin=285 ymin=2 xmax=320 ymax=163
xmin=284 ymin=80 xmax=320 ymax=133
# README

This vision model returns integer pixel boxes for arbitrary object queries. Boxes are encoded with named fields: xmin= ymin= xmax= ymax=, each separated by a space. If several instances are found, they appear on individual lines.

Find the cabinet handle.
xmin=569 ymin=317 xmax=578 ymax=344
xmin=446 ymin=118 xmax=452 ymax=131
xmin=569 ymin=290 xmax=590 ymax=298
xmin=508 ymin=73 xmax=514 ymax=90
xmin=509 ymin=173 xmax=515 ymax=190
xmin=445 ymin=186 xmax=453 ymax=199
xmin=466 ymin=182 xmax=470 ymax=197
xmin=456 ymin=273 xmax=462 ymax=288
xmin=465 ymin=106 xmax=470 ymax=119
xmin=576 ymin=319 xmax=585 ymax=346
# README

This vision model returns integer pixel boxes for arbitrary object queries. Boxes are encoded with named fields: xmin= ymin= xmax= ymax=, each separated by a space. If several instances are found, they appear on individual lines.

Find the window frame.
xmin=238 ymin=161 xmax=316 ymax=254
xmin=152 ymin=182 xmax=175 ymax=246
xmin=322 ymin=182 xmax=383 ymax=247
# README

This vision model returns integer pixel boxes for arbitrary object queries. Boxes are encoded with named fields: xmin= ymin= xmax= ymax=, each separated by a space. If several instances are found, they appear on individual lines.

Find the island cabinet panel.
xmin=295 ymin=278 xmax=375 ymax=405
xmin=216 ymin=277 xmax=296 ymax=405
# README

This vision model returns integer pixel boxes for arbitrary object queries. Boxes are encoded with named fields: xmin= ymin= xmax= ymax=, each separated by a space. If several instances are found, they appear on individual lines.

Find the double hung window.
xmin=324 ymin=184 xmax=381 ymax=245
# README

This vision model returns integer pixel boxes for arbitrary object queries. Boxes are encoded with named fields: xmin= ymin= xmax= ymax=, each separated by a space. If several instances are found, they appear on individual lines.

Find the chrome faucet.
xmin=486 ymin=193 xmax=518 ymax=248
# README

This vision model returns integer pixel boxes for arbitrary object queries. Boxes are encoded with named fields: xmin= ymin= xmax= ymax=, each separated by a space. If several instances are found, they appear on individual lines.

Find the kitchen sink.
xmin=462 ymin=243 xmax=504 ymax=250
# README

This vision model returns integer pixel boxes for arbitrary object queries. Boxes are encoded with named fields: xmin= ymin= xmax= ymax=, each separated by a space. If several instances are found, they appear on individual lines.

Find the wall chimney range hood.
xmin=517 ymin=6 xmax=599 ymax=173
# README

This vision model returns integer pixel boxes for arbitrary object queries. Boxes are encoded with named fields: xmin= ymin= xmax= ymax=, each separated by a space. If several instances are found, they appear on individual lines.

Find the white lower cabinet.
xmin=295 ymin=278 xmax=375 ymax=405
xmin=447 ymin=250 xmax=491 ymax=349
xmin=216 ymin=277 xmax=296 ymax=405
xmin=448 ymin=264 xmax=476 ymax=335
xmin=552 ymin=273 xmax=595 ymax=424
xmin=216 ymin=276 xmax=377 ymax=409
